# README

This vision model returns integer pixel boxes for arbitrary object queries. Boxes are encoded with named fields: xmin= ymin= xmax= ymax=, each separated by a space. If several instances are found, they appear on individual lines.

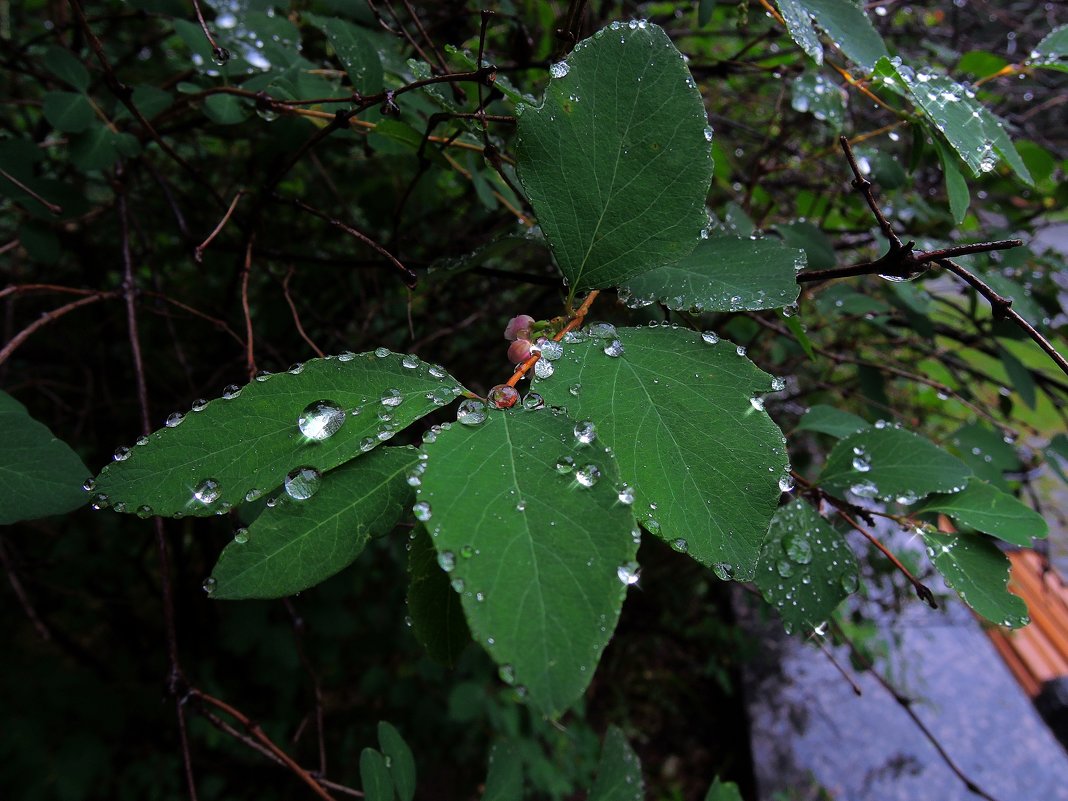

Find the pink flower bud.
xmin=508 ymin=339 xmax=532 ymax=364
xmin=504 ymin=314 xmax=535 ymax=341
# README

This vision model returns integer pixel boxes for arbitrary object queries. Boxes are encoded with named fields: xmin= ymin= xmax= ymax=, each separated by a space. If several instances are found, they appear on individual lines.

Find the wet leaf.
xmin=482 ymin=742 xmax=523 ymax=801
xmin=306 ymin=14 xmax=384 ymax=94
xmin=820 ymin=426 xmax=972 ymax=504
xmin=42 ymin=92 xmax=94 ymax=133
xmin=378 ymin=722 xmax=416 ymax=801
xmin=916 ymin=479 xmax=1047 ymax=547
xmin=407 ymin=526 xmax=470 ymax=668
xmin=515 ymin=22 xmax=714 ymax=292
xmin=1028 ymin=23 xmax=1068 ymax=73
xmin=922 ymin=531 xmax=1029 ymax=628
xmin=536 ymin=327 xmax=787 ymax=580
xmin=795 ymin=404 xmax=870 ymax=438
xmin=418 ymin=408 xmax=638 ymax=716
xmin=0 ymin=390 xmax=89 ymax=524
xmin=755 ymin=499 xmax=858 ymax=635
xmin=359 ymin=748 xmax=394 ymax=801
xmin=620 ymin=236 xmax=804 ymax=313
xmin=588 ymin=726 xmax=643 ymax=801
xmin=209 ymin=446 xmax=417 ymax=599
xmin=94 ymin=352 xmax=462 ymax=517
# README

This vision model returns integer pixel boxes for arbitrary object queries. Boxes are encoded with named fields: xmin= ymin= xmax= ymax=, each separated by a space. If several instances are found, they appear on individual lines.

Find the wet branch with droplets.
xmin=794 ymin=136 xmax=1067 ymax=378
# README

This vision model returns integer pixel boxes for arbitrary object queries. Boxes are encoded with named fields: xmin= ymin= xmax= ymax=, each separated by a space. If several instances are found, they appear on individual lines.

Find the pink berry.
xmin=508 ymin=339 xmax=532 ymax=364
xmin=504 ymin=314 xmax=535 ymax=341
xmin=488 ymin=384 xmax=519 ymax=409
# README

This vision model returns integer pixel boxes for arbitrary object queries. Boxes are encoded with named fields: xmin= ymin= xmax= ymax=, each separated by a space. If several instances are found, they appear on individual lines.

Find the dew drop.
xmin=222 ymin=384 xmax=241 ymax=400
xmin=617 ymin=484 xmax=635 ymax=505
xmin=337 ymin=351 xmax=355 ymax=362
xmin=381 ymin=388 xmax=404 ymax=407
xmin=113 ymin=446 xmax=131 ymax=462
xmin=617 ymin=561 xmax=641 ymax=585
xmin=555 ymin=455 xmax=576 ymax=474
xmin=574 ymin=420 xmax=597 ymax=445
xmin=778 ymin=474 xmax=795 ymax=493
xmin=549 ymin=61 xmax=570 ymax=78
xmin=298 ymin=400 xmax=346 ymax=440
xmin=457 ymin=399 xmax=487 ymax=426
xmin=402 ymin=354 xmax=420 ymax=369
xmin=413 ymin=501 xmax=432 ymax=522
xmin=540 ymin=340 xmax=564 ymax=360
xmin=534 ymin=359 xmax=554 ymax=379
xmin=499 ymin=664 xmax=516 ymax=684
xmin=374 ymin=347 xmax=390 ymax=358
xmin=603 ymin=339 xmax=625 ymax=357
xmin=671 ymin=538 xmax=689 ymax=553
xmin=233 ymin=527 xmax=249 ymax=544
xmin=488 ymin=384 xmax=519 ymax=409
xmin=783 ymin=533 xmax=813 ymax=564
xmin=437 ymin=551 xmax=456 ymax=572
xmin=568 ymin=383 xmax=582 ymax=396
xmin=194 ymin=478 xmax=221 ymax=505
xmin=191 ymin=398 xmax=208 ymax=412
xmin=575 ymin=464 xmax=601 ymax=488
xmin=165 ymin=412 xmax=185 ymax=428
xmin=284 ymin=466 xmax=321 ymax=500
xmin=136 ymin=505 xmax=153 ymax=519
xmin=82 ymin=477 xmax=96 ymax=492
xmin=522 ymin=392 xmax=545 ymax=410
xmin=202 ymin=577 xmax=217 ymax=595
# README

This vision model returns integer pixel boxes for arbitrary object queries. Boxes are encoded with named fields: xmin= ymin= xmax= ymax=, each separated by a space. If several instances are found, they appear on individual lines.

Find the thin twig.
xmin=0 ymin=293 xmax=116 ymax=366
xmin=830 ymin=621 xmax=1003 ymax=801
xmin=241 ymin=237 xmax=257 ymax=379
xmin=0 ymin=166 xmax=62 ymax=214
xmin=195 ymin=191 xmax=246 ymax=262
xmin=281 ymin=268 xmax=325 ymax=359
xmin=938 ymin=258 xmax=1068 ymax=378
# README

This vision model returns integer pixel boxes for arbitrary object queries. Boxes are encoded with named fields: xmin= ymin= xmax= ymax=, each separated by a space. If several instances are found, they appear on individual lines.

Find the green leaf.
xmin=535 ymin=326 xmax=788 ymax=580
xmin=305 ymin=14 xmax=383 ymax=94
xmin=999 ymin=346 xmax=1036 ymax=409
xmin=704 ymin=778 xmax=744 ymax=801
xmin=802 ymin=0 xmax=888 ymax=71
xmin=922 ymin=531 xmax=1029 ymax=628
xmin=204 ymin=94 xmax=252 ymax=125
xmin=0 ymin=390 xmax=90 ymax=524
xmin=783 ymin=315 xmax=816 ymax=360
xmin=93 ymin=352 xmax=462 ymax=518
xmin=873 ymin=57 xmax=1032 ymax=184
xmin=482 ymin=742 xmax=523 ymax=801
xmin=791 ymin=71 xmax=846 ymax=130
xmin=1028 ymin=23 xmax=1068 ymax=73
xmin=935 ymin=138 xmax=970 ymax=224
xmin=755 ymin=500 xmax=858 ymax=634
xmin=407 ymin=527 xmax=470 ymax=667
xmin=698 ymin=0 xmax=718 ymax=28
xmin=916 ymin=479 xmax=1047 ymax=547
xmin=69 ymin=126 xmax=140 ymax=171
xmin=378 ymin=722 xmax=416 ymax=801
xmin=619 ymin=236 xmax=804 ymax=313
xmin=43 ymin=45 xmax=90 ymax=91
xmin=588 ymin=726 xmax=643 ymax=801
xmin=776 ymin=221 xmax=835 ymax=270
xmin=957 ymin=51 xmax=1009 ymax=79
xmin=209 ymin=446 xmax=417 ymax=599
xmin=42 ymin=92 xmax=95 ymax=133
xmin=795 ymin=404 xmax=870 ymax=438
xmin=359 ymin=748 xmax=395 ymax=801
xmin=946 ymin=423 xmax=1019 ymax=491
xmin=775 ymin=0 xmax=824 ymax=63
xmin=419 ymin=408 xmax=639 ymax=716
xmin=820 ymin=426 xmax=972 ymax=504
xmin=515 ymin=22 xmax=714 ymax=292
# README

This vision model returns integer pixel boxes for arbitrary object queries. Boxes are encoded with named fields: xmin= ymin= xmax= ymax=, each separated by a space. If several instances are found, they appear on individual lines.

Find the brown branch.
xmin=189 ymin=0 xmax=230 ymax=64
xmin=833 ymin=506 xmax=937 ymax=609
xmin=281 ymin=268 xmax=325 ymax=359
xmin=506 ymin=291 xmax=599 ymax=388
xmin=118 ymin=183 xmax=198 ymax=801
xmin=189 ymin=690 xmax=337 ymax=801
xmin=938 ymin=258 xmax=1068 ymax=378
xmin=195 ymin=190 xmax=246 ymax=262
xmin=241 ymin=237 xmax=257 ymax=379
xmin=0 ymin=293 xmax=116 ymax=366
xmin=0 ymin=167 xmax=62 ymax=214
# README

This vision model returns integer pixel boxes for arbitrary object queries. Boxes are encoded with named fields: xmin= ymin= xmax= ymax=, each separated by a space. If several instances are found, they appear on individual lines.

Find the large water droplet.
xmin=585 ymin=322 xmax=617 ymax=340
xmin=413 ymin=501 xmax=432 ymax=522
xmin=437 ymin=551 xmax=456 ymax=572
xmin=574 ymin=420 xmax=597 ymax=445
xmin=778 ymin=474 xmax=795 ymax=493
xmin=671 ymin=538 xmax=689 ymax=553
xmin=165 ymin=412 xmax=185 ymax=428
xmin=191 ymin=398 xmax=208 ymax=412
xmin=840 ymin=572 xmax=859 ymax=593
xmin=701 ymin=331 xmax=719 ymax=345
xmin=575 ymin=464 xmax=601 ymax=488
xmin=540 ymin=340 xmax=564 ymax=361
xmin=337 ymin=351 xmax=355 ymax=362
xmin=617 ymin=484 xmax=635 ymax=505
xmin=402 ymin=354 xmax=420 ymax=369
xmin=603 ymin=339 xmax=625 ymax=357
xmin=233 ymin=527 xmax=249 ymax=544
xmin=534 ymin=359 xmax=554 ymax=379
xmin=555 ymin=455 xmax=576 ymax=474
xmin=617 ymin=561 xmax=641 ymax=585
xmin=488 ymin=384 xmax=519 ymax=409
xmin=374 ymin=347 xmax=390 ymax=358
xmin=298 ymin=400 xmax=346 ymax=440
xmin=549 ymin=61 xmax=570 ymax=78
xmin=222 ymin=384 xmax=241 ymax=400
xmin=284 ymin=466 xmax=322 ymax=500
xmin=499 ymin=664 xmax=516 ymax=685
xmin=522 ymin=392 xmax=545 ymax=410
xmin=851 ymin=446 xmax=871 ymax=472
xmin=113 ymin=446 xmax=131 ymax=462
xmin=457 ymin=399 xmax=487 ymax=426
xmin=194 ymin=478 xmax=221 ymax=505
xmin=712 ymin=562 xmax=734 ymax=581
xmin=380 ymin=388 xmax=404 ymax=407
xmin=202 ymin=577 xmax=217 ymax=595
